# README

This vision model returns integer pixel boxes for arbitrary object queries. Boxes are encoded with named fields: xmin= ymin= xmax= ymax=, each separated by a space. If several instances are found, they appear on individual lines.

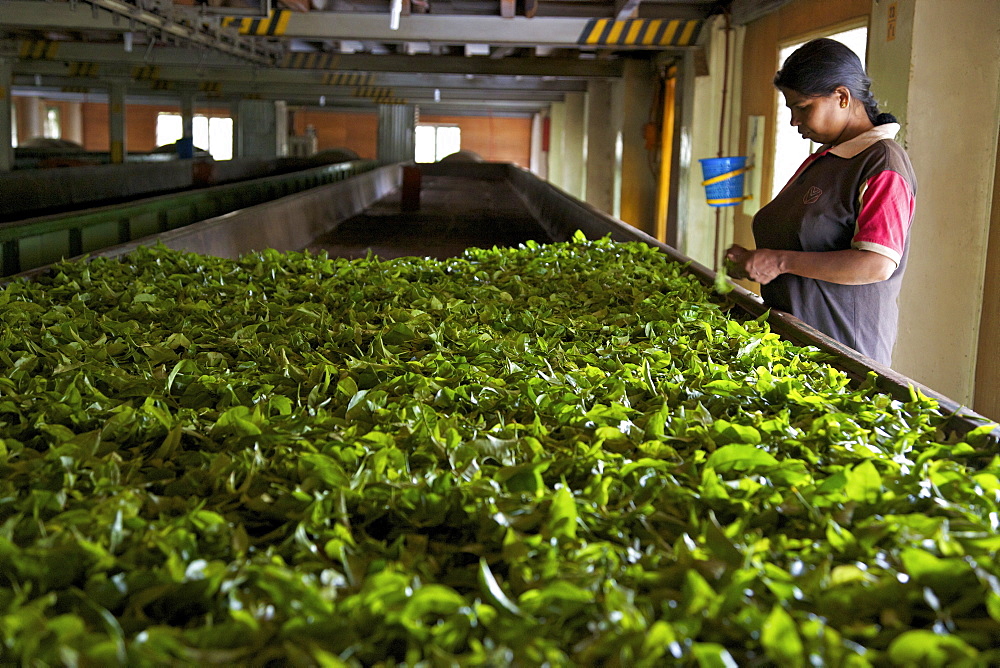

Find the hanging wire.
xmin=713 ymin=8 xmax=733 ymax=271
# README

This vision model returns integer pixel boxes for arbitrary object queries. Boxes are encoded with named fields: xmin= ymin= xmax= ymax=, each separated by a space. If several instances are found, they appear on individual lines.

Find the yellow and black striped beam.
xmin=19 ymin=40 xmax=60 ymax=60
xmin=132 ymin=65 xmax=160 ymax=81
xmin=353 ymin=87 xmax=394 ymax=99
xmin=68 ymin=62 xmax=99 ymax=78
xmin=282 ymin=52 xmax=353 ymax=70
xmin=577 ymin=18 xmax=703 ymax=47
xmin=222 ymin=10 xmax=291 ymax=36
xmin=324 ymin=72 xmax=375 ymax=86
xmin=199 ymin=81 xmax=223 ymax=94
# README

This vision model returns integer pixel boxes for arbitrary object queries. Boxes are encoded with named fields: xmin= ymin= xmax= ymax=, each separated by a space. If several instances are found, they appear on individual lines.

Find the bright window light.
xmin=156 ymin=113 xmax=183 ymax=147
xmin=415 ymin=124 xmax=461 ymax=163
xmin=156 ymin=112 xmax=233 ymax=160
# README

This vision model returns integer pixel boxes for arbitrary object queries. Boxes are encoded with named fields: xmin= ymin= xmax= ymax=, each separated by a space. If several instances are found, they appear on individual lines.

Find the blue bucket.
xmin=699 ymin=156 xmax=749 ymax=207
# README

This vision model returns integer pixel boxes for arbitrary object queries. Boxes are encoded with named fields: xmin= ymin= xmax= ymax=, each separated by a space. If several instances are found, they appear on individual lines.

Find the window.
xmin=43 ymin=106 xmax=61 ymax=139
xmin=771 ymin=26 xmax=868 ymax=200
xmin=415 ymin=124 xmax=461 ymax=163
xmin=156 ymin=112 xmax=234 ymax=160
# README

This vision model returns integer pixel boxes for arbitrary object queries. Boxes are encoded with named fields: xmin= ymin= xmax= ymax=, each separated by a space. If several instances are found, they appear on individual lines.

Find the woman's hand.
xmin=724 ymin=245 xmax=785 ymax=284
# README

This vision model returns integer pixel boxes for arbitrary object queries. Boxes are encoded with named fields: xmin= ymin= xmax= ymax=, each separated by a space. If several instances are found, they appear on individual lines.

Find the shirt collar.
xmin=822 ymin=123 xmax=900 ymax=159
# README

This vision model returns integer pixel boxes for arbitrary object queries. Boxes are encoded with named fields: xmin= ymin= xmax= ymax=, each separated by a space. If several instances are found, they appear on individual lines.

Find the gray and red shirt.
xmin=752 ymin=123 xmax=917 ymax=365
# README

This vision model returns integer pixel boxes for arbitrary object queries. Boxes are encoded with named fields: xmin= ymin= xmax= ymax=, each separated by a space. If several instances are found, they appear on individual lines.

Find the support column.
xmin=666 ymin=52 xmax=696 ymax=250
xmin=107 ymin=77 xmax=128 ymax=164
xmin=26 ymin=96 xmax=43 ymax=140
xmin=235 ymin=99 xmax=285 ymax=158
xmin=64 ymin=101 xmax=83 ymax=146
xmin=547 ymin=101 xmax=566 ymax=190
xmin=179 ymin=88 xmax=195 ymax=158
xmin=230 ymin=98 xmax=241 ymax=159
xmin=377 ymin=104 xmax=416 ymax=163
xmin=0 ymin=57 xmax=12 ymax=172
xmin=562 ymin=91 xmax=587 ymax=201
xmin=529 ymin=112 xmax=547 ymax=179
xmin=585 ymin=79 xmax=623 ymax=217
xmin=619 ymin=58 xmax=659 ymax=237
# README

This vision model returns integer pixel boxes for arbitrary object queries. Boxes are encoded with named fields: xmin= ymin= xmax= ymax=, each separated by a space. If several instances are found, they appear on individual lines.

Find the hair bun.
xmin=875 ymin=112 xmax=898 ymax=125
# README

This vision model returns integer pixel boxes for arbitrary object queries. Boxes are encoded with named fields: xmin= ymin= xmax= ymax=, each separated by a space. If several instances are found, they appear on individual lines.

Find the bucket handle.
xmin=701 ymin=165 xmax=752 ymax=187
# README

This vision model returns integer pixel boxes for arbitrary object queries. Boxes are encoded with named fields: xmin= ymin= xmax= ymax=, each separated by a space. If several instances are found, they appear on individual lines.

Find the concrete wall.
xmin=882 ymin=0 xmax=1000 ymax=407
xmin=585 ymin=79 xmax=623 ymax=216
xmin=619 ymin=59 xmax=659 ymax=237
xmin=547 ymin=101 xmax=567 ymax=192
xmin=561 ymin=91 xmax=588 ymax=201
xmin=682 ymin=14 xmax=745 ymax=270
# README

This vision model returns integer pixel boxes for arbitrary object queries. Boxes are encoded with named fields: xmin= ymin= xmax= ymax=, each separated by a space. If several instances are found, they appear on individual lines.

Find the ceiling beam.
xmin=10 ymin=46 xmax=592 ymax=96
xmin=238 ymin=12 xmax=703 ymax=50
xmin=276 ymin=53 xmax=628 ymax=77
xmin=7 ymin=38 xmax=628 ymax=79
xmin=0 ymin=0 xmax=275 ymax=65
xmin=12 ymin=74 xmax=565 ymax=103
xmin=11 ymin=82 xmax=549 ymax=114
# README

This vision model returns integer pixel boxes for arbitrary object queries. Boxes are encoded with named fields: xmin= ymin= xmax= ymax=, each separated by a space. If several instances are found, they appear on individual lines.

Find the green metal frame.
xmin=0 ymin=159 xmax=380 ymax=277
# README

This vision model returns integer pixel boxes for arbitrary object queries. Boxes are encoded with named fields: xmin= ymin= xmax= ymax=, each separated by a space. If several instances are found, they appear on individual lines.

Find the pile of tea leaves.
xmin=1 ymin=235 xmax=997 ymax=666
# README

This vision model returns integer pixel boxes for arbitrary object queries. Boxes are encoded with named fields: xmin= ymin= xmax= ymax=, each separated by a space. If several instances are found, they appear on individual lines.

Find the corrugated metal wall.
xmin=377 ymin=104 xmax=416 ymax=163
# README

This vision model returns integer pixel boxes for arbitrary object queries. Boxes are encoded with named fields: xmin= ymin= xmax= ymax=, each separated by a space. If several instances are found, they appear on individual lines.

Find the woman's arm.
xmin=725 ymin=245 xmax=896 ymax=285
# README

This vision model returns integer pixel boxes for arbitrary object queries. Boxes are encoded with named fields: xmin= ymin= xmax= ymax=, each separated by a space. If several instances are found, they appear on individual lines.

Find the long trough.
xmin=6 ymin=160 xmax=997 ymax=444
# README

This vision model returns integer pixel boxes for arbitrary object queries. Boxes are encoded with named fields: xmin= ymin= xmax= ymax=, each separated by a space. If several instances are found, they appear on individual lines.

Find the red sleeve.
xmin=851 ymin=170 xmax=915 ymax=265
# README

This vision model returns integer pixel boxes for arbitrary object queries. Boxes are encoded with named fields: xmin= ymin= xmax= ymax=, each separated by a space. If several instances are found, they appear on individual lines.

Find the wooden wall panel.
xmin=81 ymin=102 xmax=109 ymax=151
xmin=292 ymin=110 xmax=379 ymax=159
xmin=72 ymin=102 xmax=529 ymax=165
xmin=80 ymin=102 xmax=232 ymax=152
xmin=419 ymin=114 xmax=532 ymax=167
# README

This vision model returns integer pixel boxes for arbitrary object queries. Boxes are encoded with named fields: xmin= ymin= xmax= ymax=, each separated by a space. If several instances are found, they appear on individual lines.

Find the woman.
xmin=726 ymin=38 xmax=916 ymax=366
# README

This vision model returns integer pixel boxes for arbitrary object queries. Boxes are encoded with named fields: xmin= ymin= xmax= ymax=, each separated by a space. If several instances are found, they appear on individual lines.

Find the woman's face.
xmin=779 ymin=86 xmax=849 ymax=144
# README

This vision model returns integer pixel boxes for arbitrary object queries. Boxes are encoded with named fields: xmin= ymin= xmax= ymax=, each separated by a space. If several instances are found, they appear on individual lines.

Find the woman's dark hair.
xmin=774 ymin=38 xmax=897 ymax=125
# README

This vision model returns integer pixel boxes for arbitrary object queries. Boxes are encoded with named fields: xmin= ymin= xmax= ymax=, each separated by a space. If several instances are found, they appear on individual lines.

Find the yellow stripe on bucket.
xmin=706 ymin=196 xmax=751 ymax=205
xmin=701 ymin=165 xmax=751 ymax=187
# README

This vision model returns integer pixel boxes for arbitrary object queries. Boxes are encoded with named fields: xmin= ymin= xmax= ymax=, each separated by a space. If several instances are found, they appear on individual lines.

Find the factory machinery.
xmin=2 ymin=158 xmax=995 ymax=443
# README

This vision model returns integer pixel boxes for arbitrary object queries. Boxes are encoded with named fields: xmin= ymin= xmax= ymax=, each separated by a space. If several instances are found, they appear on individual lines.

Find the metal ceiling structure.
xmin=0 ymin=0 xmax=764 ymax=116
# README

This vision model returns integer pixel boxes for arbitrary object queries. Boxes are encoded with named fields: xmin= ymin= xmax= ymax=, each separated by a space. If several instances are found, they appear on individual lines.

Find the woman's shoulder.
xmin=857 ymin=136 xmax=914 ymax=170
xmin=859 ymin=138 xmax=917 ymax=192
